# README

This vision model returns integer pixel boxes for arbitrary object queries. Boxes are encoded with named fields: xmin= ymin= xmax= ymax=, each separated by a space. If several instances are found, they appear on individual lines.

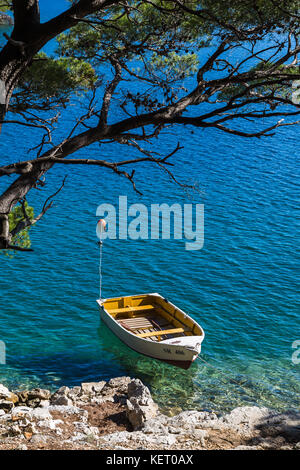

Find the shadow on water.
xmin=0 ymin=351 xmax=124 ymax=392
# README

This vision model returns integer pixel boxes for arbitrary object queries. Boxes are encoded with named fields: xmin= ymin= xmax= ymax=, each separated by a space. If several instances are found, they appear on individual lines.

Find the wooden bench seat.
xmin=109 ymin=305 xmax=155 ymax=315
xmin=119 ymin=322 xmax=153 ymax=331
xmin=122 ymin=317 xmax=152 ymax=324
xmin=118 ymin=315 xmax=171 ymax=331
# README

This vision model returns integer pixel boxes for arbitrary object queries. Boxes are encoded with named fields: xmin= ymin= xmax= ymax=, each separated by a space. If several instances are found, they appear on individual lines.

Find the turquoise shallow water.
xmin=0 ymin=1 xmax=299 ymax=414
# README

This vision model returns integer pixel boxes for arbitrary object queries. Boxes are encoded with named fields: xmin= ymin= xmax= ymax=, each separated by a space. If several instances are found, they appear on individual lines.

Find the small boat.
xmin=97 ymin=293 xmax=205 ymax=370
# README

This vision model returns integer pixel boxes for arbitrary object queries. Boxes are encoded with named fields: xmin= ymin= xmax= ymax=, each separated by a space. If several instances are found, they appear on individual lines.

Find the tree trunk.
xmin=0 ymin=1 xmax=42 ymax=125
xmin=12 ymin=0 xmax=41 ymax=40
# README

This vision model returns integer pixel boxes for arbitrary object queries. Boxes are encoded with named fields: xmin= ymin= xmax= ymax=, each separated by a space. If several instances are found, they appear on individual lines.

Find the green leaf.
xmin=12 ymin=52 xmax=97 ymax=111
xmin=0 ymin=202 xmax=34 ymax=258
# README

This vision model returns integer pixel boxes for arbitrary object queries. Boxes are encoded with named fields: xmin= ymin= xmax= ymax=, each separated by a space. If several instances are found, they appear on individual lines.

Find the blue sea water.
xmin=0 ymin=1 xmax=299 ymax=414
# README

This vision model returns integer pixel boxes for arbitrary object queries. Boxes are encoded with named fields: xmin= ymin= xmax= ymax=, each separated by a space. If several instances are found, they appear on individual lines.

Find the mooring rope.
xmin=99 ymin=240 xmax=103 ymax=300
xmin=97 ymin=219 xmax=106 ymax=300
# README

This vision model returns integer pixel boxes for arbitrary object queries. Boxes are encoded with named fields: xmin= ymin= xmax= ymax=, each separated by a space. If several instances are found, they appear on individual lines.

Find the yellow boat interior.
xmin=102 ymin=294 xmax=203 ymax=342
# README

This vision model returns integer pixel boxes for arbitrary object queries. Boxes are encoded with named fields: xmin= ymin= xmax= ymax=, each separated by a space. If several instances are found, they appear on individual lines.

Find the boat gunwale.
xmin=96 ymin=292 xmax=205 ymax=345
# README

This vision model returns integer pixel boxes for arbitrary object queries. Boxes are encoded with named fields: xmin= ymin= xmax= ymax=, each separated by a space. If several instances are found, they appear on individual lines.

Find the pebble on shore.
xmin=0 ymin=379 xmax=299 ymax=450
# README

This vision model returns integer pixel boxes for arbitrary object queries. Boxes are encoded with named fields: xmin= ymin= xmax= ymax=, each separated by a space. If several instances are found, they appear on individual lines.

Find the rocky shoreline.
xmin=0 ymin=378 xmax=299 ymax=450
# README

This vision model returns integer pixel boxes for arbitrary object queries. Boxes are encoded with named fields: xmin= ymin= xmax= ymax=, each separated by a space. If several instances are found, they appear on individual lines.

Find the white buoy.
xmin=96 ymin=218 xmax=107 ymax=239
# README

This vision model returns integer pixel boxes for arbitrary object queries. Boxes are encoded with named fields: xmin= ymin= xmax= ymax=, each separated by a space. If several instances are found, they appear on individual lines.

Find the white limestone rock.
xmin=126 ymin=379 xmax=158 ymax=429
xmin=50 ymin=386 xmax=73 ymax=406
